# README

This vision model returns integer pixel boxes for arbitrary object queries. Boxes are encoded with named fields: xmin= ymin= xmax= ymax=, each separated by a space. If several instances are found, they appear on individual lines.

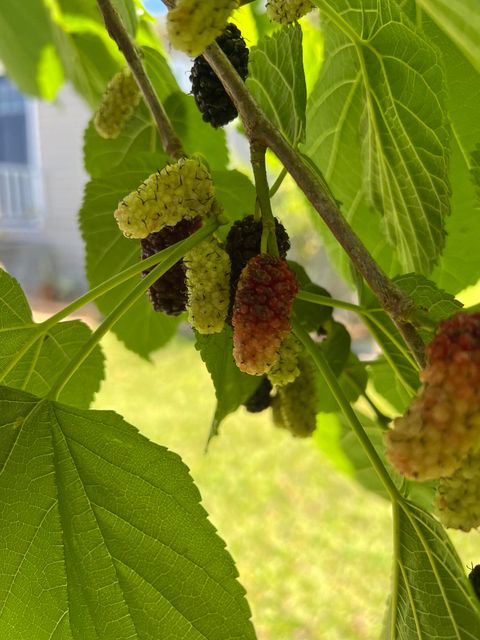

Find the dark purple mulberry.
xmin=190 ymin=23 xmax=249 ymax=128
xmin=244 ymin=378 xmax=273 ymax=413
xmin=141 ymin=217 xmax=201 ymax=315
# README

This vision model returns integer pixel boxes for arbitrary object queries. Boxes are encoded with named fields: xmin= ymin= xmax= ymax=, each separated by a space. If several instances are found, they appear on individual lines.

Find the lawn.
xmin=94 ymin=332 xmax=480 ymax=640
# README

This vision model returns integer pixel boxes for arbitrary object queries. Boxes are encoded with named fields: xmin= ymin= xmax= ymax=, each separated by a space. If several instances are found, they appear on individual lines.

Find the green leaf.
xmin=79 ymin=156 xmax=180 ymax=358
xmin=307 ymin=0 xmax=450 ymax=274
xmin=247 ymin=23 xmax=307 ymax=145
xmin=0 ymin=0 xmax=60 ymax=97
xmin=368 ymin=359 xmax=412 ymax=414
xmin=0 ymin=386 xmax=257 ymax=640
xmin=386 ymin=499 xmax=480 ymax=639
xmin=394 ymin=273 xmax=463 ymax=339
xmin=211 ymin=170 xmax=256 ymax=229
xmin=0 ymin=270 xmax=104 ymax=408
xmin=164 ymin=92 xmax=229 ymax=170
xmin=289 ymin=261 xmax=333 ymax=332
xmin=423 ymin=16 xmax=480 ymax=293
xmin=360 ymin=288 xmax=420 ymax=402
xmin=111 ymin=0 xmax=138 ymax=36
xmin=195 ymin=327 xmax=260 ymax=441
xmin=417 ymin=0 xmax=480 ymax=73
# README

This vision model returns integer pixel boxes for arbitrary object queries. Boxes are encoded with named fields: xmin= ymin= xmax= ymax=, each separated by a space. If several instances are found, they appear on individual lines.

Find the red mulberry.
xmin=232 ymin=255 xmax=298 ymax=375
xmin=386 ymin=313 xmax=480 ymax=481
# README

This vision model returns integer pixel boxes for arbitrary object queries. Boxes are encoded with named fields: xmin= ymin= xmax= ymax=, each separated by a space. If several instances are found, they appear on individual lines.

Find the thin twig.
xmin=97 ymin=0 xmax=184 ymax=159
xmin=201 ymin=42 xmax=426 ymax=366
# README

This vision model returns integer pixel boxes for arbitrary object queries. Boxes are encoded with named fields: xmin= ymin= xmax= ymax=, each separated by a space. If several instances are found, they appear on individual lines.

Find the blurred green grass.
xmin=94 ymin=332 xmax=480 ymax=640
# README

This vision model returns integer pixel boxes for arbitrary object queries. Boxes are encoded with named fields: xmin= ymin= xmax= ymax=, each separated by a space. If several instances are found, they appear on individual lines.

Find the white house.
xmin=0 ymin=74 xmax=90 ymax=298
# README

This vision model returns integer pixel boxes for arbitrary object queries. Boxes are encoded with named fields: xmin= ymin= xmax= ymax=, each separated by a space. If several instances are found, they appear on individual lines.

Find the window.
xmin=0 ymin=76 xmax=43 ymax=230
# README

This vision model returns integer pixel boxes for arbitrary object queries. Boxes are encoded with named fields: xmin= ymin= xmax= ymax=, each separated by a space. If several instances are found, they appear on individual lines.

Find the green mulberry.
xmin=271 ymin=355 xmax=318 ymax=437
xmin=436 ymin=449 xmax=480 ymax=531
xmin=167 ymin=0 xmax=239 ymax=57
xmin=268 ymin=333 xmax=302 ymax=387
xmin=114 ymin=158 xmax=217 ymax=239
xmin=185 ymin=236 xmax=231 ymax=334
xmin=266 ymin=0 xmax=314 ymax=24
xmin=94 ymin=68 xmax=141 ymax=139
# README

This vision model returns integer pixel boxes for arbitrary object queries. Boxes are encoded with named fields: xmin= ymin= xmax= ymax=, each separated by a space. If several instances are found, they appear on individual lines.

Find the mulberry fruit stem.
xmin=250 ymin=143 xmax=279 ymax=257
xmin=47 ymin=220 xmax=219 ymax=402
xmin=292 ymin=318 xmax=400 ymax=500
xmin=96 ymin=0 xmax=184 ymax=159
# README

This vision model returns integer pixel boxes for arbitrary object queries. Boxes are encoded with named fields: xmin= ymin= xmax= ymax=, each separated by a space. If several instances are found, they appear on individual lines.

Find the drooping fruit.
xmin=185 ymin=236 xmax=231 ymax=334
xmin=435 ymin=449 xmax=480 ymax=531
xmin=271 ymin=354 xmax=318 ymax=437
xmin=266 ymin=0 xmax=314 ymax=24
xmin=190 ymin=23 xmax=249 ymax=128
xmin=167 ymin=0 xmax=238 ymax=57
xmin=114 ymin=158 xmax=216 ymax=239
xmin=386 ymin=313 xmax=480 ymax=481
xmin=232 ymin=254 xmax=298 ymax=375
xmin=94 ymin=68 xmax=141 ymax=139
xmin=268 ymin=333 xmax=302 ymax=386
xmin=141 ymin=217 xmax=202 ymax=315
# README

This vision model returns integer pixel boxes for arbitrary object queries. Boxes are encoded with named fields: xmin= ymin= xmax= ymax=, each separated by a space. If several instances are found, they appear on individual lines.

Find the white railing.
xmin=0 ymin=163 xmax=44 ymax=229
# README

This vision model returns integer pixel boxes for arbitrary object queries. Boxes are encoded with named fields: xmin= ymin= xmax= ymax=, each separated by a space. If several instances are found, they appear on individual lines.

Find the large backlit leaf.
xmin=0 ymin=386 xmax=257 ymax=640
xmin=0 ymin=270 xmax=104 ymax=408
xmin=247 ymin=23 xmax=307 ymax=145
xmin=385 ymin=499 xmax=480 ymax=639
xmin=307 ymin=0 xmax=450 ymax=274
xmin=417 ymin=0 xmax=480 ymax=73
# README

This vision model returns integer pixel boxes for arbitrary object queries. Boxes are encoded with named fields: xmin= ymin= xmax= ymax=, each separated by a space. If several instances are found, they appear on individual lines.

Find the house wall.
xmin=0 ymin=84 xmax=90 ymax=298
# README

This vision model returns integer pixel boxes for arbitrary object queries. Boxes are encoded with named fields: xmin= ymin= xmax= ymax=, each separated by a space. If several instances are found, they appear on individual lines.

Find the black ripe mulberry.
xmin=225 ymin=214 xmax=290 ymax=313
xmin=190 ymin=24 xmax=249 ymax=128
xmin=141 ymin=217 xmax=201 ymax=316
xmin=244 ymin=378 xmax=273 ymax=413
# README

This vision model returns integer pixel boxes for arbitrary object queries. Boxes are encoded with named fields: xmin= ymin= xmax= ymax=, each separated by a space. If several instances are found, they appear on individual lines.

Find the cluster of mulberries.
xmin=386 ymin=313 xmax=480 ymax=482
xmin=94 ymin=68 xmax=141 ymax=139
xmin=225 ymin=214 xmax=290 ymax=315
xmin=114 ymin=158 xmax=216 ymax=239
xmin=272 ymin=355 xmax=318 ymax=437
xmin=266 ymin=0 xmax=314 ymax=24
xmin=167 ymin=0 xmax=238 ymax=57
xmin=141 ymin=217 xmax=201 ymax=316
xmin=386 ymin=312 xmax=480 ymax=530
xmin=232 ymin=254 xmax=298 ymax=375
xmin=185 ymin=236 xmax=231 ymax=334
xmin=190 ymin=24 xmax=249 ymax=128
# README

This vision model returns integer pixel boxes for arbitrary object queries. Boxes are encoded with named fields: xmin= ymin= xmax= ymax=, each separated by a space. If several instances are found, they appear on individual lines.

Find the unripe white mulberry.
xmin=167 ymin=0 xmax=239 ymax=57
xmin=185 ymin=236 xmax=231 ymax=334
xmin=271 ymin=355 xmax=318 ymax=437
xmin=436 ymin=449 xmax=480 ymax=531
xmin=114 ymin=158 xmax=217 ymax=239
xmin=94 ymin=68 xmax=141 ymax=139
xmin=266 ymin=0 xmax=314 ymax=24
xmin=268 ymin=333 xmax=302 ymax=387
